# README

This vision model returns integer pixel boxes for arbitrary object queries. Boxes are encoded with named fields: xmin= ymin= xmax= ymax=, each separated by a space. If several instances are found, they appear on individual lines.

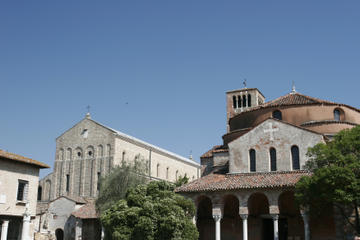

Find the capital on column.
xmin=212 ymin=214 xmax=222 ymax=222
xmin=240 ymin=214 xmax=248 ymax=220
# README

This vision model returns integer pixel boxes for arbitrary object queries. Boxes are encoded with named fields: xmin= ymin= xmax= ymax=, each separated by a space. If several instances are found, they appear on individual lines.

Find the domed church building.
xmin=176 ymin=86 xmax=360 ymax=240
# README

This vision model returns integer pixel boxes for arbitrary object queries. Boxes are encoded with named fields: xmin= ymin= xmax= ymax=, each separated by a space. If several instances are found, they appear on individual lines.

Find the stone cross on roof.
xmin=264 ymin=122 xmax=279 ymax=141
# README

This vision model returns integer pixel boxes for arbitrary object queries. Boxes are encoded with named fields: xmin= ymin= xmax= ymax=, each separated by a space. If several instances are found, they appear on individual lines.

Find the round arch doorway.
xmin=55 ymin=228 xmax=64 ymax=240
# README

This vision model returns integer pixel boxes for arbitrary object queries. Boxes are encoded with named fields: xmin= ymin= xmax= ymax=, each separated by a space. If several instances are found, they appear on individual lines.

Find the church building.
xmin=176 ymin=86 xmax=360 ymax=240
xmin=36 ymin=114 xmax=200 ymax=239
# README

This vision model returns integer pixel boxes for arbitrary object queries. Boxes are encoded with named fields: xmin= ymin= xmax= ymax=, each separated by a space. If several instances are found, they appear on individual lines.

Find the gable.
xmin=228 ymin=118 xmax=324 ymax=173
xmin=55 ymin=117 xmax=116 ymax=157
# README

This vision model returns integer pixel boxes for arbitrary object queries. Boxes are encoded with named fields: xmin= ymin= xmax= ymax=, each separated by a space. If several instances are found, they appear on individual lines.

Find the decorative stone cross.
xmin=264 ymin=122 xmax=279 ymax=141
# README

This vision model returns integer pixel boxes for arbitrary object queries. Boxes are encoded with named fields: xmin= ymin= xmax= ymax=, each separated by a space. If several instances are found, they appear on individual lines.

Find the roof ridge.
xmin=88 ymin=119 xmax=200 ymax=166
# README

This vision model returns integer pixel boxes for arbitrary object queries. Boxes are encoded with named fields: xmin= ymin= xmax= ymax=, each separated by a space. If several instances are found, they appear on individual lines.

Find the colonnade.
xmin=193 ymin=191 xmax=310 ymax=240
xmin=207 ymin=207 xmax=309 ymax=240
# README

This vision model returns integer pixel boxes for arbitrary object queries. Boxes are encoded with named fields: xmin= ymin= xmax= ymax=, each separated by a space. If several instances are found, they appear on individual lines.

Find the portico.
xmin=176 ymin=171 xmax=335 ymax=240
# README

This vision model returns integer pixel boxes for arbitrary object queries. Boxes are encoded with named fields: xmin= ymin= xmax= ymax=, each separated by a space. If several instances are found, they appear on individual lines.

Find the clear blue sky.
xmin=1 ymin=1 xmax=359 ymax=178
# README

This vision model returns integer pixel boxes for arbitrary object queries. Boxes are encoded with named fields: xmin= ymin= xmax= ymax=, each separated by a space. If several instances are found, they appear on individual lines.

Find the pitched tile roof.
xmin=72 ymin=201 xmax=99 ymax=219
xmin=175 ymin=171 xmax=311 ymax=193
xmin=0 ymin=149 xmax=49 ymax=168
xmin=200 ymin=145 xmax=228 ymax=158
xmin=234 ymin=92 xmax=360 ymax=115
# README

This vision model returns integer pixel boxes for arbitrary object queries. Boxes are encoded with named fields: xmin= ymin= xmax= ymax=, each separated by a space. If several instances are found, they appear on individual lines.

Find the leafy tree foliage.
xmin=96 ymin=157 xmax=148 ymax=213
xmin=295 ymin=126 xmax=360 ymax=234
xmin=175 ymin=175 xmax=189 ymax=187
xmin=101 ymin=181 xmax=199 ymax=240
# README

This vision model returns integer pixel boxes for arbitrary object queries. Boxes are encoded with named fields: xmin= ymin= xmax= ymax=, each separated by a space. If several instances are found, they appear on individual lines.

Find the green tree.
xmin=295 ymin=126 xmax=360 ymax=234
xmin=101 ymin=181 xmax=199 ymax=240
xmin=96 ymin=157 xmax=149 ymax=213
xmin=175 ymin=175 xmax=189 ymax=187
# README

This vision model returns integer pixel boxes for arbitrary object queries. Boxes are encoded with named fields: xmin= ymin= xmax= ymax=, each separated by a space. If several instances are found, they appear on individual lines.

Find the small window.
xmin=273 ymin=110 xmax=282 ymax=120
xmin=249 ymin=149 xmax=256 ymax=172
xmin=166 ymin=167 xmax=169 ymax=179
xmin=232 ymin=96 xmax=237 ymax=108
xmin=291 ymin=146 xmax=300 ymax=170
xmin=237 ymin=96 xmax=242 ymax=108
xmin=248 ymin=94 xmax=252 ymax=107
xmin=17 ymin=180 xmax=29 ymax=201
xmin=122 ymin=151 xmax=126 ymax=161
xmin=37 ymin=186 xmax=42 ymax=201
xmin=77 ymin=152 xmax=81 ymax=157
xmin=157 ymin=164 xmax=160 ymax=177
xmin=334 ymin=109 xmax=341 ymax=121
xmin=97 ymin=172 xmax=101 ymax=191
xmin=270 ymin=148 xmax=277 ymax=171
xmin=81 ymin=129 xmax=88 ymax=138
xmin=242 ymin=95 xmax=247 ymax=107
xmin=66 ymin=174 xmax=70 ymax=192
xmin=88 ymin=151 xmax=92 ymax=157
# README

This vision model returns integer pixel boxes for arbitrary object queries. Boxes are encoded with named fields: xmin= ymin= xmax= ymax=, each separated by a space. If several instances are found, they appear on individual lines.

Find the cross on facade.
xmin=264 ymin=122 xmax=279 ymax=141
xmin=243 ymin=78 xmax=247 ymax=88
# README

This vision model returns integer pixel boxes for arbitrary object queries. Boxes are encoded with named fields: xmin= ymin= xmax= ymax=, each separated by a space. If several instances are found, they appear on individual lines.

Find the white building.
xmin=0 ymin=150 xmax=49 ymax=240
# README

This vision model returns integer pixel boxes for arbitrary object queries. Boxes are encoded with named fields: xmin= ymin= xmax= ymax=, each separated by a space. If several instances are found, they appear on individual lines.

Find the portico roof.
xmin=175 ymin=170 xmax=311 ymax=193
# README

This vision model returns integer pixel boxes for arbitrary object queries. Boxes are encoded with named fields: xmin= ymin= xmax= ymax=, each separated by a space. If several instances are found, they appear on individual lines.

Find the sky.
xmin=0 ymin=0 xmax=359 ymax=178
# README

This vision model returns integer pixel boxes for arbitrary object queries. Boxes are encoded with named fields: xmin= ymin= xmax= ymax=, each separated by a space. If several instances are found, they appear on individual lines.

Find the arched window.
xmin=66 ymin=174 xmax=70 ymax=192
xmin=157 ymin=164 xmax=160 ymax=177
xmin=248 ymin=94 xmax=252 ymax=107
xmin=270 ymin=148 xmax=277 ymax=171
xmin=175 ymin=170 xmax=179 ymax=180
xmin=273 ymin=110 xmax=282 ymax=120
xmin=232 ymin=96 xmax=237 ymax=108
xmin=122 ymin=151 xmax=126 ymax=161
xmin=291 ymin=146 xmax=300 ymax=170
xmin=86 ymin=146 xmax=94 ymax=158
xmin=237 ymin=96 xmax=242 ymax=108
xmin=242 ymin=95 xmax=247 ymax=107
xmin=66 ymin=148 xmax=72 ymax=160
xmin=75 ymin=148 xmax=82 ymax=159
xmin=334 ymin=109 xmax=341 ymax=121
xmin=166 ymin=167 xmax=169 ymax=179
xmin=249 ymin=149 xmax=256 ymax=172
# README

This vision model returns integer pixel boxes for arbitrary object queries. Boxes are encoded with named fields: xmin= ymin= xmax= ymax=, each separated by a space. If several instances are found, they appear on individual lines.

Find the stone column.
xmin=213 ymin=214 xmax=222 ymax=240
xmin=272 ymin=214 xmax=279 ymax=240
xmin=240 ymin=214 xmax=248 ymax=240
xmin=75 ymin=218 xmax=83 ymax=240
xmin=101 ymin=226 xmax=105 ymax=240
xmin=301 ymin=212 xmax=310 ymax=240
xmin=1 ymin=220 xmax=9 ymax=240
xmin=212 ymin=204 xmax=223 ymax=240
xmin=21 ymin=203 xmax=31 ymax=240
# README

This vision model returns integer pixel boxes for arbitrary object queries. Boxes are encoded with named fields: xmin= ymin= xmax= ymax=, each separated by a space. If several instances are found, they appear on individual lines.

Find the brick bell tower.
xmin=226 ymin=87 xmax=265 ymax=132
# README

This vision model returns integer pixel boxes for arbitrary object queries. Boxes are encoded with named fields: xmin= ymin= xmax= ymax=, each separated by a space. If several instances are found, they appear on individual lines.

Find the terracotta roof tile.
xmin=72 ymin=201 xmax=99 ymax=219
xmin=233 ymin=92 xmax=360 ymax=116
xmin=175 ymin=171 xmax=311 ymax=193
xmin=200 ymin=145 xmax=228 ymax=158
xmin=0 ymin=149 xmax=49 ymax=168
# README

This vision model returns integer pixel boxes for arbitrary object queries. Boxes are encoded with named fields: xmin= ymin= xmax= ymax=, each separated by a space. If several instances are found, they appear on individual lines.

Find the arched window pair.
xmin=249 ymin=146 xmax=300 ymax=172
xmin=249 ymin=148 xmax=277 ymax=172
